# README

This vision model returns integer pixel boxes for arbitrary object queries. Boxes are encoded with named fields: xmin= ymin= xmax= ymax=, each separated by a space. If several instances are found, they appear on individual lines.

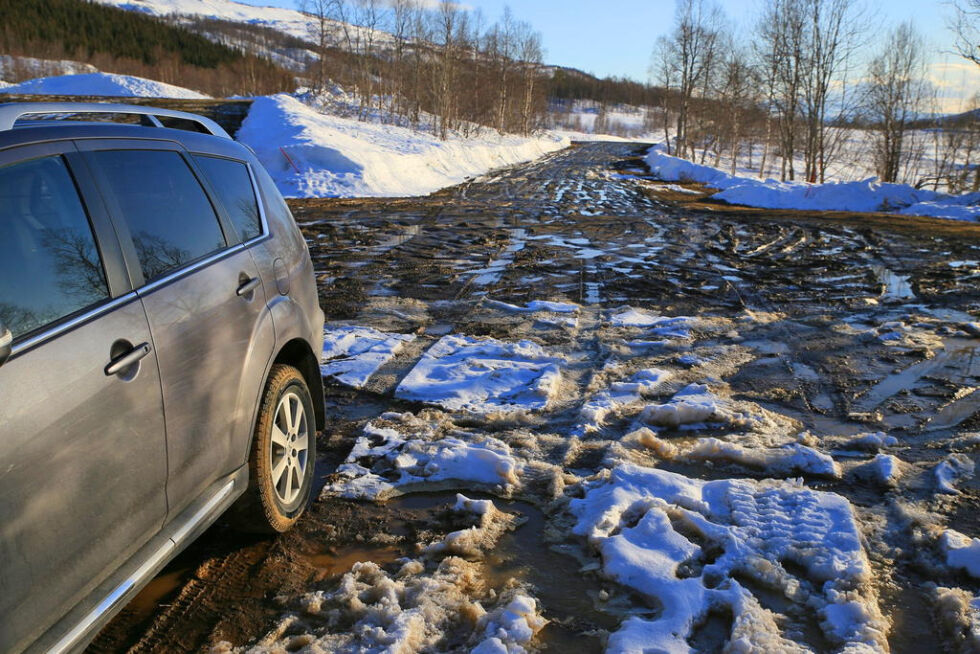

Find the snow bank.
xmin=395 ymin=334 xmax=565 ymax=414
xmin=323 ymin=412 xmax=522 ymax=500
xmin=237 ymin=94 xmax=568 ymax=198
xmin=0 ymin=72 xmax=209 ymax=98
xmin=570 ymin=464 xmax=888 ymax=653
xmin=320 ymin=325 xmax=415 ymax=389
xmin=645 ymin=146 xmax=979 ymax=222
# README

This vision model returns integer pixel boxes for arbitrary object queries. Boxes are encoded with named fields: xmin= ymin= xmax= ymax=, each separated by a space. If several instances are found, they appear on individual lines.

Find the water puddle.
xmin=924 ymin=386 xmax=980 ymax=432
xmin=853 ymin=345 xmax=979 ymax=413
xmin=297 ymin=543 xmax=402 ymax=582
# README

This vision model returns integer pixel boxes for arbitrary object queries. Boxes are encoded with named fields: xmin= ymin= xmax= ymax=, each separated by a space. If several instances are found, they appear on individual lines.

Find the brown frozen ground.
xmin=90 ymin=142 xmax=980 ymax=653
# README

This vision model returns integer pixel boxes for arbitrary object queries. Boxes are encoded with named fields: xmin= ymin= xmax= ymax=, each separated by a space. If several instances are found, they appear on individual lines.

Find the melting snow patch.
xmin=942 ymin=530 xmax=980 ymax=579
xmin=426 ymin=494 xmax=518 ymax=559
xmin=396 ymin=335 xmax=565 ymax=414
xmin=931 ymin=585 xmax=980 ymax=652
xmin=852 ymin=454 xmax=904 ymax=487
xmin=323 ymin=412 xmax=522 ymax=500
xmin=223 ymin=558 xmax=546 ymax=654
xmin=637 ymin=384 xmax=795 ymax=437
xmin=569 ymin=464 xmax=887 ymax=653
xmin=575 ymin=368 xmax=673 ymax=435
xmin=839 ymin=432 xmax=899 ymax=453
xmin=320 ymin=326 xmax=416 ymax=388
xmin=934 ymin=454 xmax=976 ymax=494
xmin=609 ymin=307 xmax=697 ymax=338
xmin=686 ymin=437 xmax=840 ymax=478
xmin=486 ymin=298 xmax=581 ymax=314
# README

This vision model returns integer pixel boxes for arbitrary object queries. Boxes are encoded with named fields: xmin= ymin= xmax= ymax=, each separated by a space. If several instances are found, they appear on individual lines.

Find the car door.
xmin=0 ymin=145 xmax=168 ymax=654
xmin=80 ymin=143 xmax=273 ymax=518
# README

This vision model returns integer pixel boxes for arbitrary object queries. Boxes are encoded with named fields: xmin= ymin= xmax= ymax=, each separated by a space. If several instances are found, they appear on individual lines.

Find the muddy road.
xmin=91 ymin=142 xmax=980 ymax=653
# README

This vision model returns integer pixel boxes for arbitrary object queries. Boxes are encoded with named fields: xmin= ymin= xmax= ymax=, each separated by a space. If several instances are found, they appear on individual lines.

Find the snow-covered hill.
xmin=94 ymin=0 xmax=392 ymax=50
xmin=0 ymin=72 xmax=210 ymax=98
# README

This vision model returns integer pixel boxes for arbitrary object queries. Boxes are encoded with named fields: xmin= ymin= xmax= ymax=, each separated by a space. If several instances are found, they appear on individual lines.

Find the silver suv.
xmin=0 ymin=103 xmax=325 ymax=654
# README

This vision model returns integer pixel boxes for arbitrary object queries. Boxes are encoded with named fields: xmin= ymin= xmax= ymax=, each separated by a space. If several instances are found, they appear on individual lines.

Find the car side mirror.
xmin=0 ymin=321 xmax=12 ymax=368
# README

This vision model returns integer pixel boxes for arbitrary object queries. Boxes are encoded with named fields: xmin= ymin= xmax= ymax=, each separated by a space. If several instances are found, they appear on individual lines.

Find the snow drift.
xmin=0 ymin=72 xmax=210 ymax=99
xmin=646 ymin=145 xmax=980 ymax=222
xmin=236 ymin=94 xmax=569 ymax=198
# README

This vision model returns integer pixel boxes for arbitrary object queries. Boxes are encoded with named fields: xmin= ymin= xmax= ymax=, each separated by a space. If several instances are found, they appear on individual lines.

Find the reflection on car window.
xmin=0 ymin=156 xmax=110 ymax=340
xmin=91 ymin=150 xmax=226 ymax=282
xmin=193 ymin=155 xmax=262 ymax=242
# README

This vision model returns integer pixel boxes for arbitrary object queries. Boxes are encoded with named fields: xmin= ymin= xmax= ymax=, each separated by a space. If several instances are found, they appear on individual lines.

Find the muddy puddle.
xmin=392 ymin=492 xmax=614 ymax=652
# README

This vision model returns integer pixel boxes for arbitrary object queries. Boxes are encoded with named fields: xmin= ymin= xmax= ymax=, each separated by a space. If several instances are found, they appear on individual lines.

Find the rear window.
xmin=193 ymin=155 xmax=262 ymax=242
xmin=91 ymin=150 xmax=226 ymax=282
xmin=0 ymin=156 xmax=110 ymax=339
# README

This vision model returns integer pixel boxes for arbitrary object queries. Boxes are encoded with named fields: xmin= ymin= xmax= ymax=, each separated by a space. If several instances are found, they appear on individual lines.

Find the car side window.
xmin=90 ymin=150 xmax=226 ymax=282
xmin=0 ymin=155 xmax=110 ymax=340
xmin=193 ymin=155 xmax=262 ymax=243
xmin=252 ymin=162 xmax=294 ymax=227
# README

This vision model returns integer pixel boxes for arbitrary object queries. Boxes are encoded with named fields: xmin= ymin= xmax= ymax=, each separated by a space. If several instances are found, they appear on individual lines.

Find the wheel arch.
xmin=272 ymin=338 xmax=325 ymax=432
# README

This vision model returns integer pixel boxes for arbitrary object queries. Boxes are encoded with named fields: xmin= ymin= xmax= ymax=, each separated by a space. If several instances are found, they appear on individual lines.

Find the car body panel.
xmin=0 ymin=115 xmax=326 ymax=654
xmin=0 ymin=295 xmax=168 ymax=654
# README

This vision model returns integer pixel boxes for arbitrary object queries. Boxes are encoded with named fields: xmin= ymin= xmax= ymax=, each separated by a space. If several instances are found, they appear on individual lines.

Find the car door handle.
xmin=105 ymin=342 xmax=152 ymax=377
xmin=236 ymin=276 xmax=261 ymax=297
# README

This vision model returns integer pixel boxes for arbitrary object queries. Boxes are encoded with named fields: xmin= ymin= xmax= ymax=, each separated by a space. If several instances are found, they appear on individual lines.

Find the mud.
xmin=91 ymin=142 xmax=980 ymax=653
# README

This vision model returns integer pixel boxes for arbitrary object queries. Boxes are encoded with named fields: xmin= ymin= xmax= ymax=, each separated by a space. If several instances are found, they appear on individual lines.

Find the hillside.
xmin=0 ymin=0 xmax=293 ymax=95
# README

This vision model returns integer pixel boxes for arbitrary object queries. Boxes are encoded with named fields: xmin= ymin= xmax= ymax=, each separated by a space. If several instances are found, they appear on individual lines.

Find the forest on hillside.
xmin=0 ymin=0 xmax=294 ymax=96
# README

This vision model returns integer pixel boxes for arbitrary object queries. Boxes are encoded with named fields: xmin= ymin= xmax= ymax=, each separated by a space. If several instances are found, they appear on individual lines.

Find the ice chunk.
xmin=323 ymin=413 xmax=521 ymax=500
xmin=575 ymin=368 xmax=672 ymax=434
xmin=942 ymin=530 xmax=980 ymax=578
xmin=852 ymin=454 xmax=904 ymax=487
xmin=686 ymin=437 xmax=841 ymax=478
xmin=320 ymin=325 xmax=416 ymax=388
xmin=609 ymin=307 xmax=696 ymax=338
xmin=486 ymin=298 xmax=580 ymax=314
xmin=934 ymin=453 xmax=976 ymax=494
xmin=396 ymin=334 xmax=565 ymax=414
xmin=637 ymin=384 xmax=792 ymax=436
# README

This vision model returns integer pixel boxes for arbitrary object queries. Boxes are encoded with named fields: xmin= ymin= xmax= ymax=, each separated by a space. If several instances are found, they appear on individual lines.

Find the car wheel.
xmin=234 ymin=364 xmax=316 ymax=533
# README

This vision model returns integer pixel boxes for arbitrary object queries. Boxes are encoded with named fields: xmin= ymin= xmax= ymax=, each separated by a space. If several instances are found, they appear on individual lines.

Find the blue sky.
xmin=240 ymin=0 xmax=978 ymax=111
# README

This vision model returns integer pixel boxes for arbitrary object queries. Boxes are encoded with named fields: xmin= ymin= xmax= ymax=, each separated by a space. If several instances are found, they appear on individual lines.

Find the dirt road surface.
xmin=90 ymin=142 xmax=980 ymax=653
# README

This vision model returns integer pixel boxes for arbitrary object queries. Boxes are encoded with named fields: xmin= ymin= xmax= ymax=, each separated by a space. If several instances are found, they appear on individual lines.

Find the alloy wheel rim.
xmin=270 ymin=391 xmax=309 ymax=506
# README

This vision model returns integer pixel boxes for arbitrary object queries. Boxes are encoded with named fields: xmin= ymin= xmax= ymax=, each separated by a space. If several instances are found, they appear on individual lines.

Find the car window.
xmin=193 ymin=155 xmax=262 ymax=242
xmin=252 ymin=162 xmax=294 ymax=226
xmin=91 ymin=150 xmax=226 ymax=282
xmin=0 ymin=156 xmax=110 ymax=340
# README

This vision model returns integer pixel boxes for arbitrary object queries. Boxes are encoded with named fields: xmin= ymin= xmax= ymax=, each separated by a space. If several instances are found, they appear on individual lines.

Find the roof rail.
xmin=0 ymin=102 xmax=232 ymax=139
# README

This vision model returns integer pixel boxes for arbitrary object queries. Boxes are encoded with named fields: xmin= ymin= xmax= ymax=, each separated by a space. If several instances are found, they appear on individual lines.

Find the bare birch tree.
xmin=865 ymin=22 xmax=929 ymax=183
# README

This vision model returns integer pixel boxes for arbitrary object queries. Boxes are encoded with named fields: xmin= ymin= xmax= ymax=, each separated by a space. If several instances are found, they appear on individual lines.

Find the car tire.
xmin=233 ymin=364 xmax=316 ymax=533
